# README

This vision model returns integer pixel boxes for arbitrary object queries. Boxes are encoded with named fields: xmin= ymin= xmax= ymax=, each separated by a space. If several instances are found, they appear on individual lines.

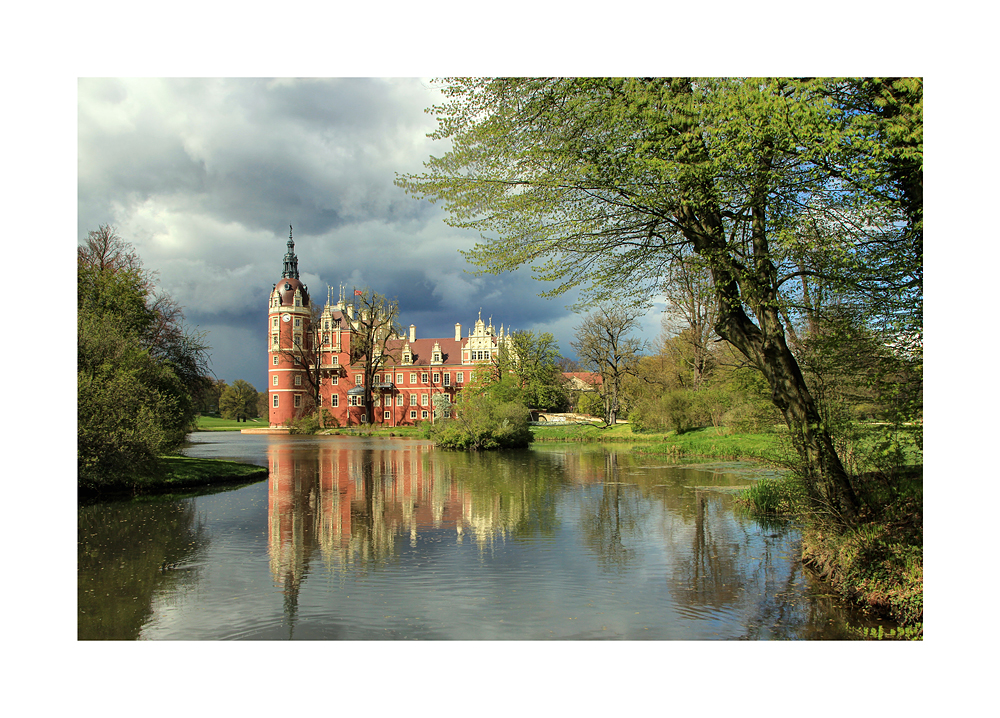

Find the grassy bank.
xmin=79 ymin=455 xmax=268 ymax=500
xmin=195 ymin=415 xmax=268 ymax=431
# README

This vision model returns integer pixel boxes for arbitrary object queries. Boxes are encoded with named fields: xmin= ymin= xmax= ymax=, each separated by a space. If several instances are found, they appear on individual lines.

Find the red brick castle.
xmin=268 ymin=229 xmax=511 ymax=427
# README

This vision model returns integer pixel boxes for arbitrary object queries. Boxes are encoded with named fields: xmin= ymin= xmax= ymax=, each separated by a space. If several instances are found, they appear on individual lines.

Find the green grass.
xmin=79 ymin=455 xmax=268 ymax=499
xmin=195 ymin=415 xmax=268 ymax=431
xmin=637 ymin=426 xmax=791 ymax=462
xmin=531 ymin=421 xmax=673 ymax=443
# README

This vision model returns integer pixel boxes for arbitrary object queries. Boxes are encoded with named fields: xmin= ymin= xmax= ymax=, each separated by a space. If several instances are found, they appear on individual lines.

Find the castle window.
xmin=273 ymin=356 xmax=279 ymax=365
xmin=272 ymin=317 xmax=278 ymax=329
xmin=456 ymin=372 xmax=464 ymax=383
xmin=421 ymin=372 xmax=428 ymax=383
xmin=331 ymin=376 xmax=338 ymax=385
xmin=350 ymin=395 xmax=360 ymax=406
xmin=331 ymin=395 xmax=338 ymax=407
xmin=294 ymin=375 xmax=302 ymax=386
xmin=273 ymin=394 xmax=279 ymax=408
xmin=433 ymin=352 xmax=441 ymax=362
xmin=410 ymin=410 xmax=417 ymax=420
xmin=273 ymin=375 xmax=278 ymax=386
xmin=443 ymin=373 xmax=450 ymax=386
xmin=409 ymin=373 xmax=417 ymax=384
xmin=384 ymin=411 xmax=391 ymax=421
xmin=272 ymin=335 xmax=279 ymax=348
xmin=294 ymin=395 xmax=301 ymax=408
xmin=421 ymin=394 xmax=428 ymax=406
xmin=396 ymin=373 xmax=403 ymax=384
xmin=433 ymin=373 xmax=440 ymax=384
xmin=421 ymin=410 xmax=428 ymax=419
xmin=396 ymin=395 xmax=403 ymax=406
xmin=410 ymin=394 xmax=416 ymax=406
xmin=355 ymin=374 xmax=363 ymax=386
xmin=294 ymin=318 xmax=301 ymax=327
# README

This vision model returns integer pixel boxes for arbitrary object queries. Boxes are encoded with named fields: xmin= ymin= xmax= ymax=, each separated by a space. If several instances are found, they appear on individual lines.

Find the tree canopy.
xmin=78 ymin=226 xmax=210 ymax=490
xmin=399 ymin=77 xmax=922 ymax=522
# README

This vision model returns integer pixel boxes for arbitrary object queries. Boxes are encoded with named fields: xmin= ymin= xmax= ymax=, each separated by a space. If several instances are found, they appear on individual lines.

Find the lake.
xmin=77 ymin=432 xmax=871 ymax=639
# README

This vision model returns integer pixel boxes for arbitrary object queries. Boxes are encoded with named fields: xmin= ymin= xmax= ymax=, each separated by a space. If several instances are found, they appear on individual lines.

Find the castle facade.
xmin=268 ymin=233 xmax=510 ymax=428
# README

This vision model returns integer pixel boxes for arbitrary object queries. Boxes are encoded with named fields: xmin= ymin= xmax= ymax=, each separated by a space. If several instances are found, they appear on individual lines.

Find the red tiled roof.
xmin=563 ymin=371 xmax=602 ymax=387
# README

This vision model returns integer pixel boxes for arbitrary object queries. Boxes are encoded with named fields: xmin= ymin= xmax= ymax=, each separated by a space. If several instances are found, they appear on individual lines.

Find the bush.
xmin=576 ymin=391 xmax=604 ymax=418
xmin=629 ymin=389 xmax=698 ymax=434
xmin=287 ymin=412 xmax=320 ymax=434
xmin=432 ymin=396 xmax=533 ymax=450
xmin=722 ymin=400 xmax=778 ymax=434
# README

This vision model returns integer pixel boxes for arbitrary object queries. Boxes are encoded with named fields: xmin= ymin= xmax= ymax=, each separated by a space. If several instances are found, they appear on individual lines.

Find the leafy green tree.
xmin=219 ymin=379 xmax=259 ymax=421
xmin=78 ymin=226 xmax=210 ymax=490
xmin=399 ymin=77 xmax=921 ymax=522
xmin=507 ymin=330 xmax=569 ymax=411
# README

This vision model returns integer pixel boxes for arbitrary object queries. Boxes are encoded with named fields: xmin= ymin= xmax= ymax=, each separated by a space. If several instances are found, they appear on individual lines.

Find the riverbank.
xmin=79 ymin=455 xmax=268 ymax=500
xmin=798 ymin=467 xmax=923 ymax=635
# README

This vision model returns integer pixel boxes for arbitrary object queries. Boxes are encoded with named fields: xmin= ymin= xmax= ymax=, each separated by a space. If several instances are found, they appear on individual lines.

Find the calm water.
xmin=78 ymin=433 xmax=869 ymax=640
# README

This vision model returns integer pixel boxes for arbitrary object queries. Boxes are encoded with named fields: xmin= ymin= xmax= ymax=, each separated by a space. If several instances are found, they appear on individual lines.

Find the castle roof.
xmin=274 ymin=276 xmax=310 ymax=307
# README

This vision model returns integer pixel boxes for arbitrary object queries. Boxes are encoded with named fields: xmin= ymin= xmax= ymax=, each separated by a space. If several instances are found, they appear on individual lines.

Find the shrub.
xmin=432 ymin=396 xmax=533 ymax=450
xmin=722 ymin=400 xmax=778 ymax=434
xmin=287 ymin=412 xmax=320 ymax=434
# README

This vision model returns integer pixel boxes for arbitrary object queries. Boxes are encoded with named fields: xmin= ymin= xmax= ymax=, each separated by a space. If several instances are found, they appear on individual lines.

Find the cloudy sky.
xmin=78 ymin=77 xmax=668 ymax=390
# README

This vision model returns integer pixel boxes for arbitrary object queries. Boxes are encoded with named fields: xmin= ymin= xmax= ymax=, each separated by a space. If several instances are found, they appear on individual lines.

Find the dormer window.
xmin=433 ymin=352 xmax=441 ymax=363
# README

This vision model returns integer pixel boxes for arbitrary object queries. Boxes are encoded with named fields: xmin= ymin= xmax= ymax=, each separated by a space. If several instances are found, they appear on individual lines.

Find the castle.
xmin=268 ymin=231 xmax=511 ymax=427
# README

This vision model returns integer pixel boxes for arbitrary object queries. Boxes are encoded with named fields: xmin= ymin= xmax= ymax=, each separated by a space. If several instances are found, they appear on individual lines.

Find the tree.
xmin=571 ymin=303 xmax=646 ymax=426
xmin=78 ymin=227 xmax=210 ymax=488
xmin=507 ymin=330 xmax=569 ymax=411
xmin=660 ymin=251 xmax=717 ymax=390
xmin=347 ymin=289 xmax=403 ymax=424
xmin=398 ymin=77 xmax=922 ymax=522
xmin=219 ymin=379 xmax=259 ymax=421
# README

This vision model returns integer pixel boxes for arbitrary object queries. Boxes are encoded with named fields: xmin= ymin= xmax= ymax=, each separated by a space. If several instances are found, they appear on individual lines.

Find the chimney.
xmin=455 ymin=323 xmax=462 ymax=341
xmin=409 ymin=324 xmax=416 ymax=343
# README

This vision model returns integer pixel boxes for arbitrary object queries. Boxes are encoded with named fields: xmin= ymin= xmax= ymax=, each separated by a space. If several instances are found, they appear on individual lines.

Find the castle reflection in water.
xmin=266 ymin=441 xmax=539 ymax=598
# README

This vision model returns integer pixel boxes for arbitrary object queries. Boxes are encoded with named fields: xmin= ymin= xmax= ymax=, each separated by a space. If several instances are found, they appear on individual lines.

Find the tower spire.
xmin=282 ymin=225 xmax=299 ymax=279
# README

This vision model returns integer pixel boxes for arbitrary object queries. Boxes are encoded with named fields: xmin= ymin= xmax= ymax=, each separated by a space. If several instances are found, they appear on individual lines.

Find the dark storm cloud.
xmin=78 ymin=77 xmax=660 ymax=388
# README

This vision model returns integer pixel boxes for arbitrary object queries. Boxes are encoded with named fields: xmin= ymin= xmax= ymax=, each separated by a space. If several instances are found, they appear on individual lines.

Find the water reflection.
xmin=79 ymin=435 xmax=865 ymax=639
xmin=78 ymin=500 xmax=209 ymax=640
xmin=266 ymin=443 xmax=564 ymax=584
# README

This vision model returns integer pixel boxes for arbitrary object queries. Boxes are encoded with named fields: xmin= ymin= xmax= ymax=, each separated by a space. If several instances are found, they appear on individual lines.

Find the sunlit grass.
xmin=194 ymin=415 xmax=267 ymax=431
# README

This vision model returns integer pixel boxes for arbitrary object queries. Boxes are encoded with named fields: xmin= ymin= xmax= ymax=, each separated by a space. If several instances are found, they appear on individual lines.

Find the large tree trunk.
xmin=679 ymin=175 xmax=860 ymax=522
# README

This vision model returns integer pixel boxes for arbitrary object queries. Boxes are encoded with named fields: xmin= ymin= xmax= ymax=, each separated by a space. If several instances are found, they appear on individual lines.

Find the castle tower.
xmin=268 ymin=226 xmax=312 ymax=427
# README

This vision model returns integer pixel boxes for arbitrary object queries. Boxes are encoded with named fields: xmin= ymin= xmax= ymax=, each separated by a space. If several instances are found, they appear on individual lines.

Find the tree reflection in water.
xmin=78 ymin=499 xmax=209 ymax=640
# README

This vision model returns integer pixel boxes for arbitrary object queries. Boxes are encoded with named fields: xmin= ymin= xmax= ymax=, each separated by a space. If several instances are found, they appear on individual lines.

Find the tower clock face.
xmin=282 ymin=313 xmax=291 ymax=322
